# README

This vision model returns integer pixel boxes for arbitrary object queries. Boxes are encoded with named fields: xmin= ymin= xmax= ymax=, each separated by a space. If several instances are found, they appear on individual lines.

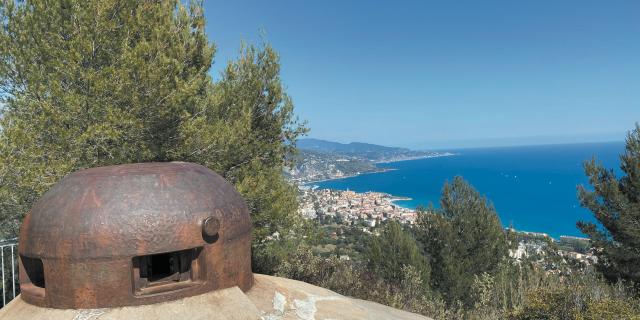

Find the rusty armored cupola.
xmin=17 ymin=162 xmax=253 ymax=309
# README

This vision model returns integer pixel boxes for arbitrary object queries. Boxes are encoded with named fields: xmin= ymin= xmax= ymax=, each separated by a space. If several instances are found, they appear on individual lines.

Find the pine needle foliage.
xmin=417 ymin=176 xmax=509 ymax=307
xmin=0 ymin=0 xmax=307 ymax=272
xmin=366 ymin=220 xmax=430 ymax=286
xmin=578 ymin=124 xmax=640 ymax=287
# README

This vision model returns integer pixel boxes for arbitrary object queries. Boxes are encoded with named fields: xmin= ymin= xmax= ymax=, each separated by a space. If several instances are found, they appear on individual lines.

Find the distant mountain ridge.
xmin=297 ymin=138 xmax=412 ymax=155
xmin=287 ymin=138 xmax=452 ymax=183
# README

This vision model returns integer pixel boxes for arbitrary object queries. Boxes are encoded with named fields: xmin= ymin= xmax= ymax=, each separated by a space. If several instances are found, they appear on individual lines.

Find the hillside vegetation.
xmin=280 ymin=127 xmax=640 ymax=319
xmin=0 ymin=0 xmax=308 ymax=274
xmin=0 ymin=2 xmax=638 ymax=319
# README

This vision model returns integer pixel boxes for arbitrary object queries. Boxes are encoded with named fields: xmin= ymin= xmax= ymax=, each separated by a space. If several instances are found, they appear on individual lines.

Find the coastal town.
xmin=289 ymin=138 xmax=600 ymax=270
xmin=297 ymin=186 xmax=598 ymax=268
xmin=297 ymin=187 xmax=418 ymax=226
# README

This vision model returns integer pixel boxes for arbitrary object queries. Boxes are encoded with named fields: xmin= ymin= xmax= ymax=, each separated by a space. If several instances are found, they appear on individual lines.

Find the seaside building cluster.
xmin=299 ymin=187 xmax=598 ymax=269
xmin=297 ymin=183 xmax=599 ymax=271
xmin=507 ymin=229 xmax=598 ymax=269
xmin=297 ymin=187 xmax=418 ymax=226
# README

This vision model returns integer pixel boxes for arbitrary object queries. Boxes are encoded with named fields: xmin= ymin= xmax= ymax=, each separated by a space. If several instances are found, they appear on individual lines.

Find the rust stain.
xmin=90 ymin=189 xmax=102 ymax=208
xmin=18 ymin=162 xmax=253 ymax=309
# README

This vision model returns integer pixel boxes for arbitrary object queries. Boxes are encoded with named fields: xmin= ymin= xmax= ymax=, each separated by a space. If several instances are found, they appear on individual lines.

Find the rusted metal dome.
xmin=18 ymin=162 xmax=253 ymax=309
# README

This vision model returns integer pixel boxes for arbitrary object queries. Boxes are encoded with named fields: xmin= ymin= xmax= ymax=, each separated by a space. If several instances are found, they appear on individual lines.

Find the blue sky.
xmin=203 ymin=1 xmax=640 ymax=149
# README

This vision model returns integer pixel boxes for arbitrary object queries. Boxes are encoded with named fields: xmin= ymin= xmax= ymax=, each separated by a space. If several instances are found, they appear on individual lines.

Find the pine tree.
xmin=0 ymin=0 xmax=306 ymax=272
xmin=416 ymin=176 xmax=508 ymax=306
xmin=578 ymin=124 xmax=640 ymax=286
xmin=366 ymin=220 xmax=430 ymax=286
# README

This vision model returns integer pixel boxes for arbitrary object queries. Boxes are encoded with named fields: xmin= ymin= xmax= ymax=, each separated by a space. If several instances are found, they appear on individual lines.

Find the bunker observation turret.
xmin=17 ymin=162 xmax=253 ymax=309
xmin=1 ymin=162 xmax=430 ymax=320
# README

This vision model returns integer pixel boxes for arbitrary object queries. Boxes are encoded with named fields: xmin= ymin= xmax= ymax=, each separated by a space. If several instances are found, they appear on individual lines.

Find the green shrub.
xmin=511 ymin=288 xmax=580 ymax=320
xmin=579 ymin=299 xmax=640 ymax=320
xmin=511 ymin=287 xmax=640 ymax=320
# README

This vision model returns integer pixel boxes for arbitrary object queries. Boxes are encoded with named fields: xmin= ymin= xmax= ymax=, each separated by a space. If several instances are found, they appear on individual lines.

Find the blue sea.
xmin=315 ymin=142 xmax=625 ymax=238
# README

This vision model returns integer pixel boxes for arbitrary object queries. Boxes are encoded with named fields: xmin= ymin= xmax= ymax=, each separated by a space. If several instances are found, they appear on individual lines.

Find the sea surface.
xmin=315 ymin=142 xmax=625 ymax=238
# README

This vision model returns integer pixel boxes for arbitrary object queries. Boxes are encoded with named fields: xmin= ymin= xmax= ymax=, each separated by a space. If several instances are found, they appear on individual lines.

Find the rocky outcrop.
xmin=247 ymin=274 xmax=431 ymax=320
xmin=0 ymin=274 xmax=431 ymax=320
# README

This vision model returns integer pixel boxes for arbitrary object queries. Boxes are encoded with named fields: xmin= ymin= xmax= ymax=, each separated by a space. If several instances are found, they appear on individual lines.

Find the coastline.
xmin=301 ymin=168 xmax=398 ymax=185
xmin=389 ymin=197 xmax=415 ymax=210
xmin=373 ymin=152 xmax=457 ymax=164
xmin=297 ymin=144 xmax=618 ymax=240
xmin=302 ymin=152 xmax=457 ymax=185
xmin=305 ymin=185 xmax=583 ymax=242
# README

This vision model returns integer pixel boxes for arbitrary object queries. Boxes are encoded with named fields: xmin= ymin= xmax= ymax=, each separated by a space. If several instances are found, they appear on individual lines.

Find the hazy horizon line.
xmin=302 ymin=133 xmax=627 ymax=151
